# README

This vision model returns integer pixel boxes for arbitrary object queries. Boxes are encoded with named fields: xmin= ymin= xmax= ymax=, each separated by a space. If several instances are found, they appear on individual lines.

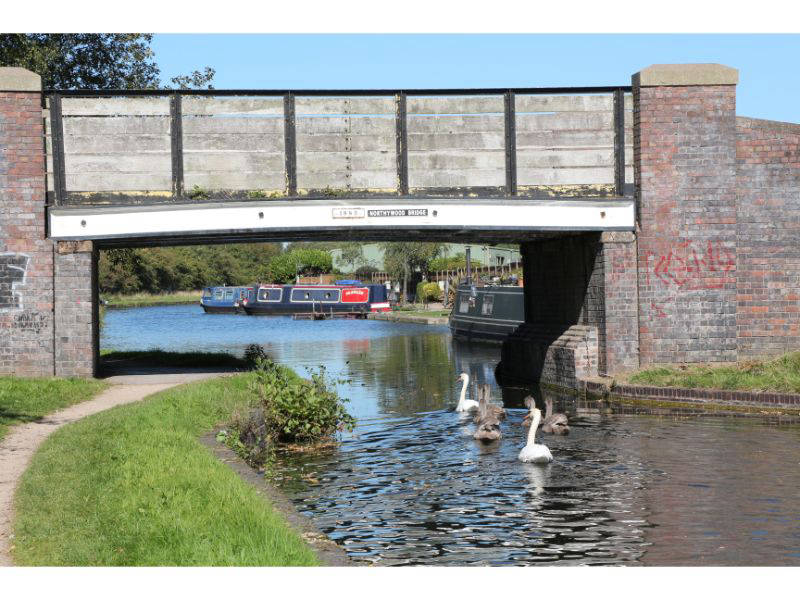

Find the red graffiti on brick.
xmin=649 ymin=241 xmax=734 ymax=291
xmin=650 ymin=302 xmax=667 ymax=318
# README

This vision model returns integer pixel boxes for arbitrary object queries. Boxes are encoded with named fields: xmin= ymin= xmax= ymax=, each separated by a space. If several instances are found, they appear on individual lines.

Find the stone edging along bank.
xmin=366 ymin=312 xmax=448 ymax=326
xmin=582 ymin=379 xmax=800 ymax=412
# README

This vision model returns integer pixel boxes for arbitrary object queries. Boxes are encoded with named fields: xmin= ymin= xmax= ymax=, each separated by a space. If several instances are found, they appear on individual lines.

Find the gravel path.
xmin=0 ymin=371 xmax=227 ymax=566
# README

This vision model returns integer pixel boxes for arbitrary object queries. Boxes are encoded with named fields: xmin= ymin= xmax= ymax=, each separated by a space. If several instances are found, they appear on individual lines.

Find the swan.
xmin=542 ymin=397 xmax=570 ymax=435
xmin=472 ymin=383 xmax=506 ymax=423
xmin=455 ymin=372 xmax=479 ymax=412
xmin=473 ymin=383 xmax=502 ymax=442
xmin=518 ymin=407 xmax=553 ymax=464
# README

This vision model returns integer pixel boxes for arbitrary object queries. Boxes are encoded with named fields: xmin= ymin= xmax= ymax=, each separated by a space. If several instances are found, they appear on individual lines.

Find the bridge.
xmin=2 ymin=63 xmax=799 ymax=389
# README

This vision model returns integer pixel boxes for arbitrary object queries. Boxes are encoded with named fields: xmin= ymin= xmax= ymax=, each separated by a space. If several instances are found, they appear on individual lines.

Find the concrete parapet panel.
xmin=633 ymin=63 xmax=738 ymax=87
xmin=0 ymin=67 xmax=41 ymax=91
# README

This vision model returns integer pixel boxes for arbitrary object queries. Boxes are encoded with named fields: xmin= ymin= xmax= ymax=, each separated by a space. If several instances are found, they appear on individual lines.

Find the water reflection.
xmin=102 ymin=305 xmax=800 ymax=566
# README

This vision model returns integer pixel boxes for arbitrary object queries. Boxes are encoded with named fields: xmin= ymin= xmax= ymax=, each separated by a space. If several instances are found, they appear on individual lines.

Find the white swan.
xmin=518 ymin=407 xmax=553 ymax=464
xmin=455 ymin=372 xmax=479 ymax=412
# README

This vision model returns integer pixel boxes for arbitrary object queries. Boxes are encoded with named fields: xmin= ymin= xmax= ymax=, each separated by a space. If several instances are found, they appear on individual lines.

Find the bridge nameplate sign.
xmin=367 ymin=209 xmax=429 ymax=218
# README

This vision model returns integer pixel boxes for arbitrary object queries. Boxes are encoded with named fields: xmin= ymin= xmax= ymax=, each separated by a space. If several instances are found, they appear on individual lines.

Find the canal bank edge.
xmin=199 ymin=432 xmax=353 ymax=567
xmin=580 ymin=378 xmax=800 ymax=415
xmin=367 ymin=312 xmax=449 ymax=326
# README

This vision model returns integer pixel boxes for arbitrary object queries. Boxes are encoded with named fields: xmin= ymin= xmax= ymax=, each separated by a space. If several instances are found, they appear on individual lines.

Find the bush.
xmin=244 ymin=359 xmax=355 ymax=446
xmin=416 ymin=281 xmax=442 ymax=303
xmin=243 ymin=343 xmax=270 ymax=367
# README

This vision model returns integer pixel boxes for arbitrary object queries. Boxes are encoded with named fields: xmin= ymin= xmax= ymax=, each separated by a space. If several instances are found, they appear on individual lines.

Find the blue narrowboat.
xmin=200 ymin=286 xmax=255 ymax=314
xmin=241 ymin=281 xmax=390 ymax=316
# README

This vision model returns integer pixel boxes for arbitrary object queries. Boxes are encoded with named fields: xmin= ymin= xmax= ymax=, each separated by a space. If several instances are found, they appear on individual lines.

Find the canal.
xmin=103 ymin=304 xmax=800 ymax=566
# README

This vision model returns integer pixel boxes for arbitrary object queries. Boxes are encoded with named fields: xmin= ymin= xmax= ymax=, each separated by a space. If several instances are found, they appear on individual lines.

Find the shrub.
xmin=416 ymin=281 xmax=442 ymax=302
xmin=245 ymin=359 xmax=355 ymax=446
xmin=243 ymin=343 xmax=270 ymax=367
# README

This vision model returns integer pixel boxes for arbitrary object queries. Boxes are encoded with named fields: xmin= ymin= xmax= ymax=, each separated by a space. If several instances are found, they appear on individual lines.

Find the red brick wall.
xmin=634 ymin=83 xmax=738 ymax=365
xmin=736 ymin=117 xmax=800 ymax=357
xmin=0 ymin=90 xmax=55 ymax=376
xmin=602 ymin=232 xmax=640 ymax=373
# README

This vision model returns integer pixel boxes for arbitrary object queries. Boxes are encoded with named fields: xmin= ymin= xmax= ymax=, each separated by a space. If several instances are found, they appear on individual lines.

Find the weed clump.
xmin=221 ymin=359 xmax=355 ymax=467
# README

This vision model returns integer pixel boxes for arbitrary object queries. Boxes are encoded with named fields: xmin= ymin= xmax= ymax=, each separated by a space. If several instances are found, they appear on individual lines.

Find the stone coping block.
xmin=584 ymin=379 xmax=800 ymax=410
xmin=633 ymin=63 xmax=738 ymax=87
xmin=0 ymin=67 xmax=41 ymax=91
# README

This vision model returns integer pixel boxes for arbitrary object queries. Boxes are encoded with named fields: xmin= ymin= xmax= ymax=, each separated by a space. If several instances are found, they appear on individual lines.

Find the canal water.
xmin=104 ymin=304 xmax=800 ymax=566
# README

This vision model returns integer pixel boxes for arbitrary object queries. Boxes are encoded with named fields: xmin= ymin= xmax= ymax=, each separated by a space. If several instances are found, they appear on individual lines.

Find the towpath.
xmin=0 ymin=370 xmax=228 ymax=566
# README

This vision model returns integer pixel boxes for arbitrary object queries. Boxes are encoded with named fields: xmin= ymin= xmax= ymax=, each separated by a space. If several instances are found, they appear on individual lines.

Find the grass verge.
xmin=626 ymin=351 xmax=800 ymax=394
xmin=103 ymin=291 xmax=201 ymax=308
xmin=13 ymin=373 xmax=320 ymax=566
xmin=0 ymin=376 xmax=107 ymax=441
xmin=100 ymin=349 xmax=250 ymax=370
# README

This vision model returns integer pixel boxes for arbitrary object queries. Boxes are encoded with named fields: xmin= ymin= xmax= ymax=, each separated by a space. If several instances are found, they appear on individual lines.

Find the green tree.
xmin=381 ymin=242 xmax=444 ymax=304
xmin=337 ymin=242 xmax=366 ymax=271
xmin=0 ymin=34 xmax=214 ymax=90
xmin=266 ymin=249 xmax=333 ymax=284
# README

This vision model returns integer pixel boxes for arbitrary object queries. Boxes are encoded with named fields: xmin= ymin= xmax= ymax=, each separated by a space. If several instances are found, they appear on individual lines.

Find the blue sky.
xmin=152 ymin=34 xmax=800 ymax=123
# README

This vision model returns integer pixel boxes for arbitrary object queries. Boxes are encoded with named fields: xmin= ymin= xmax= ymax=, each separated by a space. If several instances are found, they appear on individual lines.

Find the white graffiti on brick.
xmin=0 ymin=253 xmax=30 ymax=312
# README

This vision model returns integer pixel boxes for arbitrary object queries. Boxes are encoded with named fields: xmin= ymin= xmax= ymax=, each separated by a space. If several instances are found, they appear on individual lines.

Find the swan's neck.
xmin=526 ymin=409 xmax=541 ymax=445
xmin=544 ymin=398 xmax=553 ymax=420
xmin=457 ymin=376 xmax=469 ymax=408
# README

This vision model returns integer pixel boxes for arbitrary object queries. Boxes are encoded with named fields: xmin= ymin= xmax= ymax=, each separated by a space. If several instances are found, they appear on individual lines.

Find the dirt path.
xmin=0 ymin=371 xmax=227 ymax=566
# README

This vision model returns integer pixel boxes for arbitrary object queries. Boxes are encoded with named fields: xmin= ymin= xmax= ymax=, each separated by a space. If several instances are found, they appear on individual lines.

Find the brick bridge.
xmin=1 ymin=64 xmax=798 ymax=387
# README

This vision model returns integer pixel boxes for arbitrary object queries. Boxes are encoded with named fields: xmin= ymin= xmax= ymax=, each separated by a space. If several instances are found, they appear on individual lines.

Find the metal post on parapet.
xmin=395 ymin=92 xmax=409 ymax=196
xmin=284 ymin=93 xmax=297 ymax=196
xmin=49 ymin=93 xmax=67 ymax=206
xmin=504 ymin=91 xmax=517 ymax=197
xmin=465 ymin=246 xmax=472 ymax=284
xmin=169 ymin=93 xmax=184 ymax=199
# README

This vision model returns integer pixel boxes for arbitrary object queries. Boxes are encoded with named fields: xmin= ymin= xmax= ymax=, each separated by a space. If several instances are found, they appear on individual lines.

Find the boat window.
xmin=257 ymin=288 xmax=282 ymax=302
xmin=224 ymin=290 xmax=234 ymax=300
xmin=202 ymin=288 xmax=212 ymax=298
xmin=290 ymin=288 xmax=340 ymax=302
xmin=240 ymin=289 xmax=249 ymax=299
xmin=459 ymin=294 xmax=470 ymax=313
xmin=482 ymin=294 xmax=495 ymax=316
xmin=214 ymin=289 xmax=223 ymax=300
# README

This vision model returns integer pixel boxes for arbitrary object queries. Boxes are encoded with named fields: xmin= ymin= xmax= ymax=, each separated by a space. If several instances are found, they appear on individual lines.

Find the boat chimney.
xmin=465 ymin=246 xmax=472 ymax=284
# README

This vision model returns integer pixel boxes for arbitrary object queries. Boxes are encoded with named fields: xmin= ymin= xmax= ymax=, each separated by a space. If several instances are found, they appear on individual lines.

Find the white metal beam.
xmin=48 ymin=198 xmax=634 ymax=242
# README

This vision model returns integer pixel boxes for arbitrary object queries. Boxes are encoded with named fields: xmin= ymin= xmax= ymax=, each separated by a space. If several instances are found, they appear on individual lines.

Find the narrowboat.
xmin=241 ymin=281 xmax=390 ymax=316
xmin=200 ymin=286 xmax=254 ymax=314
xmin=449 ymin=283 xmax=524 ymax=343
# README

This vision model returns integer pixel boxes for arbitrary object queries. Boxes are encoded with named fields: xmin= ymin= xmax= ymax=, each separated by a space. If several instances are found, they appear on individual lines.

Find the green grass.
xmin=100 ymin=349 xmax=250 ymax=370
xmin=627 ymin=351 xmax=800 ymax=393
xmin=103 ymin=291 xmax=201 ymax=308
xmin=13 ymin=373 xmax=320 ymax=566
xmin=0 ymin=376 xmax=107 ymax=441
